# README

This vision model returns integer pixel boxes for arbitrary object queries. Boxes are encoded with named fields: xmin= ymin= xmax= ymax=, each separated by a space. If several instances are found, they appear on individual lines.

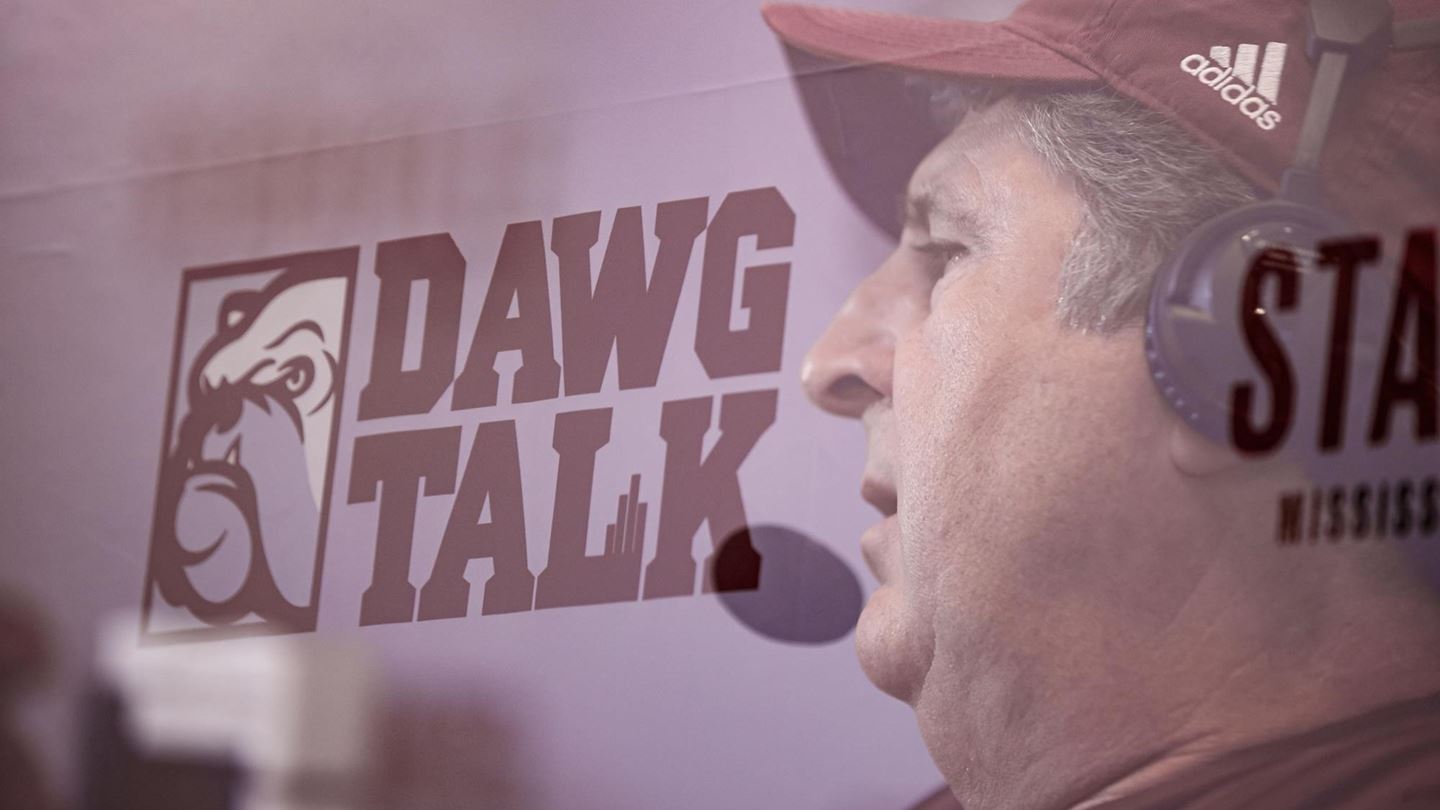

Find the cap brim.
xmin=762 ymin=4 xmax=1099 ymax=84
xmin=763 ymin=3 xmax=1101 ymax=238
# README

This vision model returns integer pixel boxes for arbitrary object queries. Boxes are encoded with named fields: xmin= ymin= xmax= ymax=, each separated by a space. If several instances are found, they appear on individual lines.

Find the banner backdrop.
xmin=1 ymin=1 xmax=1030 ymax=807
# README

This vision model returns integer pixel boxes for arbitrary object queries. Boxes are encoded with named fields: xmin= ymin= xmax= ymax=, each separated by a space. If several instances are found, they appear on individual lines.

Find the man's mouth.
xmin=859 ymin=476 xmax=899 ymax=582
xmin=861 ymin=477 xmax=898 ymax=517
xmin=860 ymin=514 xmax=899 ymax=583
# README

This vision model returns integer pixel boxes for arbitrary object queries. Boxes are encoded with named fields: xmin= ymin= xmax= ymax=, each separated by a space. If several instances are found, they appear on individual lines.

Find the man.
xmin=764 ymin=0 xmax=1440 ymax=807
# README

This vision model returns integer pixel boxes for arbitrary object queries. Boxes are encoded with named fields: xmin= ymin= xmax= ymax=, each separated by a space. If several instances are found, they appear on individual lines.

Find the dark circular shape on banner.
xmin=714 ymin=524 xmax=863 ymax=646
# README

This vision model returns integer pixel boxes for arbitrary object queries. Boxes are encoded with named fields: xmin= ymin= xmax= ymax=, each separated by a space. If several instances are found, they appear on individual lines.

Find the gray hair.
xmin=925 ymin=82 xmax=1258 ymax=332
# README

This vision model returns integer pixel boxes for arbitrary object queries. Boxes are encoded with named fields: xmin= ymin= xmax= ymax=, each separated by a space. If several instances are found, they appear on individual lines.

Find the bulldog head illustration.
xmin=147 ymin=254 xmax=354 ymax=634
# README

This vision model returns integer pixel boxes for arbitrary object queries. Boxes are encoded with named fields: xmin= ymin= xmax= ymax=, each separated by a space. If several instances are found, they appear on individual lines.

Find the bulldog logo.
xmin=142 ymin=248 xmax=357 ymax=640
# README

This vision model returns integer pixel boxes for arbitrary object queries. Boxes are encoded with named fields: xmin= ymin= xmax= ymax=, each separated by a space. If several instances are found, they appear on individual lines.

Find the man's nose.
xmin=802 ymin=274 xmax=900 ymax=418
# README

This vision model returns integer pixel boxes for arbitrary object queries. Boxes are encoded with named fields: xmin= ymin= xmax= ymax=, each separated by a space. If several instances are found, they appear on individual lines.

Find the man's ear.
xmin=1167 ymin=419 xmax=1245 ymax=477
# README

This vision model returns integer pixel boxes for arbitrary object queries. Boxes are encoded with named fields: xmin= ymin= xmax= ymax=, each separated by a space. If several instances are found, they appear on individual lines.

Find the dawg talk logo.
xmin=142 ymin=188 xmax=792 ymax=643
xmin=143 ymin=250 xmax=356 ymax=638
xmin=1180 ymin=41 xmax=1287 ymax=131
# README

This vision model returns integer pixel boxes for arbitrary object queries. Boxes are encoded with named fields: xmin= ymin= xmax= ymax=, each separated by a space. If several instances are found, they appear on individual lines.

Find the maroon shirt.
xmin=1098 ymin=692 xmax=1440 ymax=809
xmin=906 ymin=692 xmax=1440 ymax=810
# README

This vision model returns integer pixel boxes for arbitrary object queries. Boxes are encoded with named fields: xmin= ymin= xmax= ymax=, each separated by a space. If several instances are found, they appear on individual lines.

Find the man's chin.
xmin=855 ymin=586 xmax=932 ymax=706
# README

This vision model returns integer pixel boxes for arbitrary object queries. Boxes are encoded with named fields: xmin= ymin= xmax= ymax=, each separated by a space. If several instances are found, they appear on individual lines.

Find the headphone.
xmin=1144 ymin=0 xmax=1440 ymax=462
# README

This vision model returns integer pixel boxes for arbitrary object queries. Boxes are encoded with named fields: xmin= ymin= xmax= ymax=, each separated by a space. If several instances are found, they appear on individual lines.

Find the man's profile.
xmin=764 ymin=0 xmax=1440 ymax=807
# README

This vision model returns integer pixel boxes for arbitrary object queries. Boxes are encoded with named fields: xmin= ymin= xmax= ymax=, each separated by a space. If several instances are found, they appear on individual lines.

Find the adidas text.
xmin=1180 ymin=42 xmax=1286 ymax=132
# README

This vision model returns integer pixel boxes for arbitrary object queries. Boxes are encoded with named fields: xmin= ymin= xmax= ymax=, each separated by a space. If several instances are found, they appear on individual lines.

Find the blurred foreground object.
xmin=0 ymin=594 xmax=55 ymax=810
xmin=87 ymin=616 xmax=376 ymax=810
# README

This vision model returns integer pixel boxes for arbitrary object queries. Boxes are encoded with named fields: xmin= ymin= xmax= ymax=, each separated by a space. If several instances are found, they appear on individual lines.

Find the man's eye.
xmin=916 ymin=241 xmax=970 ymax=278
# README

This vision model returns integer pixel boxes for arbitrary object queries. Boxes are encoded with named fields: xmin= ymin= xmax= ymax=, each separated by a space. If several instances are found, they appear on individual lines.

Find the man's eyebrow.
xmin=900 ymin=187 xmax=988 ymax=241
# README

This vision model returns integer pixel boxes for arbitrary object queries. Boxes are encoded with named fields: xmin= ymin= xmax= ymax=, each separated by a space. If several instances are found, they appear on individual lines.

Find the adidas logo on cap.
xmin=1180 ymin=42 xmax=1286 ymax=131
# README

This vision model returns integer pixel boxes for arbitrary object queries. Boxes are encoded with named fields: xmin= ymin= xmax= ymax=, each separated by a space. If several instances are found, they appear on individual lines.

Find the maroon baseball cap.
xmin=762 ymin=0 xmax=1440 ymax=237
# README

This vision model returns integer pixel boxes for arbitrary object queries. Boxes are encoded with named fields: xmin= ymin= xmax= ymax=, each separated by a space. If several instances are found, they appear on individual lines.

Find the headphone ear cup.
xmin=1146 ymin=200 xmax=1348 ymax=450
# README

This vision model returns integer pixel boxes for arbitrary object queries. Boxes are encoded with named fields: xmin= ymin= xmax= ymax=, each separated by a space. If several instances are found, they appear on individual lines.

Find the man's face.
xmin=804 ymin=101 xmax=1233 ymax=803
